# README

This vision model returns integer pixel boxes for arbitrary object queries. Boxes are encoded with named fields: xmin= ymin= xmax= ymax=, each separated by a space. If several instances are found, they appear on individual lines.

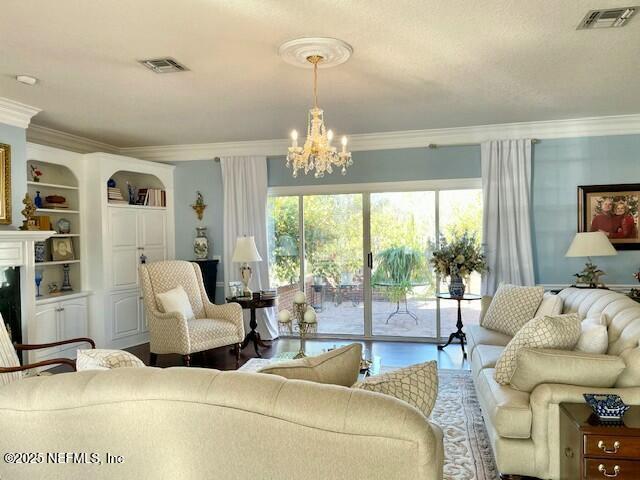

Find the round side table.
xmin=226 ymin=296 xmax=276 ymax=358
xmin=436 ymin=293 xmax=481 ymax=359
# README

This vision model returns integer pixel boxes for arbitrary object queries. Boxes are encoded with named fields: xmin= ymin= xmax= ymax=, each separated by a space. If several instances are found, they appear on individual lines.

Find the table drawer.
xmin=585 ymin=435 xmax=640 ymax=459
xmin=584 ymin=459 xmax=640 ymax=479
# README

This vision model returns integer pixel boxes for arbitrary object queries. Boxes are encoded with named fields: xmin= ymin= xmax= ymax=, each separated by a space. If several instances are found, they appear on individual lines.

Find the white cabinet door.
xmin=138 ymin=210 xmax=167 ymax=263
xmin=110 ymin=290 xmax=140 ymax=340
xmin=58 ymin=298 xmax=88 ymax=357
xmin=32 ymin=304 xmax=60 ymax=361
xmin=110 ymin=208 xmax=140 ymax=289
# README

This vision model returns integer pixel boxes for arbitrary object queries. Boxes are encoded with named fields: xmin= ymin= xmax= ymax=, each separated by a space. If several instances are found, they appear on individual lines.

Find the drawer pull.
xmin=598 ymin=440 xmax=621 ymax=454
xmin=598 ymin=464 xmax=620 ymax=478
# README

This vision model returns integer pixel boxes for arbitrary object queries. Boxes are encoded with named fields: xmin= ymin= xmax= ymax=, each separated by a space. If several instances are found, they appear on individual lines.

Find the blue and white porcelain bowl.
xmin=583 ymin=393 xmax=630 ymax=420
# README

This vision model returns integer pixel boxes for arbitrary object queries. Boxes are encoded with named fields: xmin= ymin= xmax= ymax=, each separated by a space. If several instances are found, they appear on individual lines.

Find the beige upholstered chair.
xmin=0 ymin=315 xmax=95 ymax=386
xmin=139 ymin=261 xmax=244 ymax=366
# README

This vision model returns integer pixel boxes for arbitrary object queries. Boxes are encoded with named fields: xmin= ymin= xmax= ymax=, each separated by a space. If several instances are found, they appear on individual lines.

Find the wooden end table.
xmin=560 ymin=402 xmax=640 ymax=479
xmin=227 ymin=296 xmax=276 ymax=358
xmin=436 ymin=293 xmax=481 ymax=359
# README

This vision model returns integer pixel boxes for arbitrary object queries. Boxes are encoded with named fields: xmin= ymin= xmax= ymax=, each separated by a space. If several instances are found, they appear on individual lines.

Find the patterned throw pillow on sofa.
xmin=76 ymin=349 xmax=146 ymax=371
xmin=352 ymin=361 xmax=438 ymax=417
xmin=494 ymin=313 xmax=581 ymax=385
xmin=481 ymin=284 xmax=544 ymax=336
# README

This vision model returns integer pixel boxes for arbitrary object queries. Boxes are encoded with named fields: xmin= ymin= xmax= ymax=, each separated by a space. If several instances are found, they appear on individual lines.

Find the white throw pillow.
xmin=156 ymin=285 xmax=194 ymax=319
xmin=494 ymin=313 xmax=581 ymax=385
xmin=575 ymin=314 xmax=608 ymax=354
xmin=76 ymin=349 xmax=145 ymax=371
xmin=352 ymin=361 xmax=438 ymax=417
xmin=481 ymin=284 xmax=545 ymax=336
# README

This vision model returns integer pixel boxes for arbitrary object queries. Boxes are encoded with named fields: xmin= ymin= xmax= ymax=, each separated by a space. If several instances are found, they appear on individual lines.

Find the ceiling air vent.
xmin=138 ymin=57 xmax=189 ymax=73
xmin=577 ymin=7 xmax=637 ymax=29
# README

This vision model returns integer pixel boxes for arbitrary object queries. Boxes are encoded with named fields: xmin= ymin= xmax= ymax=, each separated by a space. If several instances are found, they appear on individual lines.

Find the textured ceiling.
xmin=1 ymin=0 xmax=639 ymax=147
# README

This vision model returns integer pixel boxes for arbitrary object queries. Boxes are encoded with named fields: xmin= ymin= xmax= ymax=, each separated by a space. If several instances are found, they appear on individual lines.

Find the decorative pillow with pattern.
xmin=76 ymin=349 xmax=146 ymax=371
xmin=481 ymin=284 xmax=544 ymax=336
xmin=494 ymin=313 xmax=581 ymax=385
xmin=352 ymin=361 xmax=438 ymax=417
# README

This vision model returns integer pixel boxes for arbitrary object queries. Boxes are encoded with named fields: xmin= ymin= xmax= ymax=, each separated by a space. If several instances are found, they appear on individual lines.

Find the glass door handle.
xmin=367 ymin=252 xmax=373 ymax=269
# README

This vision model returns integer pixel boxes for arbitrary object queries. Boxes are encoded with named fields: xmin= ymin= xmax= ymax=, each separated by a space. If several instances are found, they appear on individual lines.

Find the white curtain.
xmin=221 ymin=156 xmax=278 ymax=339
xmin=481 ymin=139 xmax=535 ymax=295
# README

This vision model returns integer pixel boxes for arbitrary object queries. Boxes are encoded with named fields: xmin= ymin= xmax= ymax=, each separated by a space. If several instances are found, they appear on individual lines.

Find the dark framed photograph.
xmin=578 ymin=184 xmax=640 ymax=250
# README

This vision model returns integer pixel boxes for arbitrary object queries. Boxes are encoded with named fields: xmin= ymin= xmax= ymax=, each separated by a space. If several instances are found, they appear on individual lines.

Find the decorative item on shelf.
xmin=34 ymin=241 xmax=46 ymax=263
xmin=107 ymin=178 xmax=116 ymax=188
xmin=19 ymin=193 xmax=38 ymax=231
xmin=0 ymin=144 xmax=10 ymax=225
xmin=30 ymin=164 xmax=42 ymax=182
xmin=108 ymin=179 xmax=127 ymax=204
xmin=34 ymin=269 xmax=43 ymax=298
xmin=33 ymin=191 xmax=43 ymax=209
xmin=278 ymin=291 xmax=318 ymax=358
xmin=191 ymin=191 xmax=207 ymax=220
xmin=44 ymin=194 xmax=68 ymax=209
xmin=578 ymin=184 xmax=640 ymax=251
xmin=583 ymin=393 xmax=630 ymax=421
xmin=231 ymin=236 xmax=263 ymax=297
xmin=126 ymin=182 xmax=137 ymax=205
xmin=283 ymin=44 xmax=352 ymax=178
xmin=37 ymin=214 xmax=51 ymax=231
xmin=51 ymin=237 xmax=74 ymax=261
xmin=47 ymin=283 xmax=59 ymax=295
xmin=630 ymin=268 xmax=640 ymax=302
xmin=193 ymin=226 xmax=209 ymax=260
xmin=61 ymin=264 xmax=72 ymax=292
xmin=566 ymin=231 xmax=617 ymax=288
xmin=55 ymin=218 xmax=71 ymax=234
xmin=430 ymin=232 xmax=487 ymax=298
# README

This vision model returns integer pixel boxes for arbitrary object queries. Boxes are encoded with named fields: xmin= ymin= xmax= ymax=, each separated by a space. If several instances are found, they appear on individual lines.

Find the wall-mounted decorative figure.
xmin=191 ymin=191 xmax=207 ymax=220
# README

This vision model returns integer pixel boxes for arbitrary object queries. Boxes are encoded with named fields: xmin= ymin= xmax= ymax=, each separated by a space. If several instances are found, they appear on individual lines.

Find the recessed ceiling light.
xmin=16 ymin=75 xmax=38 ymax=86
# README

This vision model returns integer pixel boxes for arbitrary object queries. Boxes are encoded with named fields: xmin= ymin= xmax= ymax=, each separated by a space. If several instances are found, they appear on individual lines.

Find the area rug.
xmin=240 ymin=360 xmax=498 ymax=480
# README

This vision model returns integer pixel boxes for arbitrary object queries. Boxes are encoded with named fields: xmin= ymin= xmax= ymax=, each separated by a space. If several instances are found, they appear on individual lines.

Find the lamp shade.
xmin=565 ymin=232 xmax=617 ymax=258
xmin=231 ymin=236 xmax=263 ymax=263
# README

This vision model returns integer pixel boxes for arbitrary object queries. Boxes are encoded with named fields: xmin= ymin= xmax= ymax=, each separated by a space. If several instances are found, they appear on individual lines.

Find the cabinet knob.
xmin=598 ymin=464 xmax=620 ymax=477
xmin=598 ymin=440 xmax=621 ymax=454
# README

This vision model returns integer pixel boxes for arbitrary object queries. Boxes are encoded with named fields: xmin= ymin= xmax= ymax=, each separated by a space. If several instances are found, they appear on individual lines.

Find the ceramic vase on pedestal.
xmin=194 ymin=227 xmax=209 ymax=260
xmin=448 ymin=273 xmax=466 ymax=298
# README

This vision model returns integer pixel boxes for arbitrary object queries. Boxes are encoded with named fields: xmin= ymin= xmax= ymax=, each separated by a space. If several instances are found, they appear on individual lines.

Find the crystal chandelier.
xmin=287 ymin=55 xmax=352 ymax=178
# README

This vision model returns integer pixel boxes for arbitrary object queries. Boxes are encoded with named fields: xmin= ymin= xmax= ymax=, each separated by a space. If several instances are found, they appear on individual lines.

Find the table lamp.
xmin=565 ymin=231 xmax=617 ymax=288
xmin=232 ymin=236 xmax=263 ymax=297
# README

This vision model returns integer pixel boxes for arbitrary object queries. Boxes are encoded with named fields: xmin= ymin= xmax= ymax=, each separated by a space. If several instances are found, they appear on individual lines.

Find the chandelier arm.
xmin=313 ymin=60 xmax=318 ymax=108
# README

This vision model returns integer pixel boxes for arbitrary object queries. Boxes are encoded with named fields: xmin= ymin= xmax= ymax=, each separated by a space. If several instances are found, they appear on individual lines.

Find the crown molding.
xmin=27 ymin=124 xmax=119 ymax=154
xmin=120 ymin=113 xmax=640 ymax=162
xmin=22 ymin=112 xmax=640 ymax=162
xmin=0 ymin=97 xmax=41 ymax=129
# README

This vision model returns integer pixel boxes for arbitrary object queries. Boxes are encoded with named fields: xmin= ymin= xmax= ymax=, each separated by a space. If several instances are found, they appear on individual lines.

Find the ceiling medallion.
xmin=280 ymin=38 xmax=353 ymax=178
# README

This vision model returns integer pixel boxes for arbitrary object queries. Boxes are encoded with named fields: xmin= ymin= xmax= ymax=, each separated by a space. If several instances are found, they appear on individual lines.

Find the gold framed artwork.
xmin=578 ymin=184 xmax=640 ymax=250
xmin=0 ymin=144 xmax=11 ymax=225
xmin=51 ymin=237 xmax=75 ymax=261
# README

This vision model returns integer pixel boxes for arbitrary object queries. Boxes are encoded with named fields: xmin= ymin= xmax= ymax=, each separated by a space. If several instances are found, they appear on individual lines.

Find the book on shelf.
xmin=138 ymin=188 xmax=167 ymax=207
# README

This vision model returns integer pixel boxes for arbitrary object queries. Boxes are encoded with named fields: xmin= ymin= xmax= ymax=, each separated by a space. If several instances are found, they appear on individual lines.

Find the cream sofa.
xmin=468 ymin=287 xmax=640 ymax=479
xmin=0 ymin=367 xmax=444 ymax=480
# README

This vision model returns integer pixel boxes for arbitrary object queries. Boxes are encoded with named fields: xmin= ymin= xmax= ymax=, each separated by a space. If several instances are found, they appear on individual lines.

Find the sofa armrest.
xmin=146 ymin=309 xmax=191 ymax=354
xmin=510 ymin=348 xmax=625 ymax=393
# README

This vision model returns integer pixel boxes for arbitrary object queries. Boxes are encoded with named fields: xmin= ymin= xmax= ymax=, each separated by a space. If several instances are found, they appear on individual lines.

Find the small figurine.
xmin=30 ymin=164 xmax=43 ymax=182
xmin=191 ymin=191 xmax=207 ymax=220
xmin=574 ymin=261 xmax=607 ymax=288
xmin=19 ymin=193 xmax=39 ymax=231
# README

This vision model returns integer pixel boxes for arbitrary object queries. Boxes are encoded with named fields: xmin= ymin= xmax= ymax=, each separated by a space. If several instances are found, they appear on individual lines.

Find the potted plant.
xmin=430 ymin=233 xmax=487 ymax=297
xmin=372 ymin=246 xmax=424 ymax=304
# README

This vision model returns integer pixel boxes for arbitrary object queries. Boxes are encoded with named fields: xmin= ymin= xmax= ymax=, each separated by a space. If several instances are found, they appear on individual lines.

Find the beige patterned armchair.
xmin=139 ymin=261 xmax=244 ymax=367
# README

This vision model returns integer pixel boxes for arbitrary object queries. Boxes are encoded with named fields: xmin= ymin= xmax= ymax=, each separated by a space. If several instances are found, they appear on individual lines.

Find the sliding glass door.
xmin=267 ymin=183 xmax=482 ymax=340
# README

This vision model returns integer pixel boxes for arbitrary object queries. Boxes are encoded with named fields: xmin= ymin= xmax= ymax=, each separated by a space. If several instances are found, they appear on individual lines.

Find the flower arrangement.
xmin=30 ymin=164 xmax=43 ymax=182
xmin=430 ymin=233 xmax=487 ymax=281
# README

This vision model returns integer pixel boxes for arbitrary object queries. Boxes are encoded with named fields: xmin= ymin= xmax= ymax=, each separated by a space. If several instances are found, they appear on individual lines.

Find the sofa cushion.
xmin=476 ymin=368 xmax=532 ymax=439
xmin=352 ymin=361 xmax=438 ymax=417
xmin=155 ymin=285 xmax=195 ymax=320
xmin=471 ymin=345 xmax=505 ymax=375
xmin=258 ymin=343 xmax=362 ymax=387
xmin=76 ymin=349 xmax=146 ymax=371
xmin=481 ymin=284 xmax=544 ymax=336
xmin=466 ymin=325 xmax=512 ymax=360
xmin=494 ymin=313 xmax=581 ymax=385
xmin=509 ymin=348 xmax=625 ymax=392
xmin=575 ymin=314 xmax=608 ymax=354
xmin=616 ymin=340 xmax=640 ymax=387
xmin=535 ymin=293 xmax=563 ymax=317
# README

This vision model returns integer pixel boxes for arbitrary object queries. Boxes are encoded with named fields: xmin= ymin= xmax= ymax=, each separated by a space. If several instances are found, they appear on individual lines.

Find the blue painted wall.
xmin=532 ymin=134 xmax=640 ymax=285
xmin=173 ymin=135 xmax=640 ymax=287
xmin=0 ymin=122 xmax=27 ymax=229
xmin=173 ymin=160 xmax=224 ymax=302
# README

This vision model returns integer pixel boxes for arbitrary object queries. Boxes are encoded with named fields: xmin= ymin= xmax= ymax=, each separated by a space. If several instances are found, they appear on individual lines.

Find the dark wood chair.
xmin=0 ymin=319 xmax=95 ymax=385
